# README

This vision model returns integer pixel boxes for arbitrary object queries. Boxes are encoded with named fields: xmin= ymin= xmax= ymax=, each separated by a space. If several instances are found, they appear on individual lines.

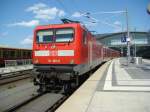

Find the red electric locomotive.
xmin=32 ymin=19 xmax=120 ymax=92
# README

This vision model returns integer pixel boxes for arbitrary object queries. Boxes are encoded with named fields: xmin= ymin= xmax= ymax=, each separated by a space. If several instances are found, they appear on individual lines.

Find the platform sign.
xmin=121 ymin=36 xmax=127 ymax=43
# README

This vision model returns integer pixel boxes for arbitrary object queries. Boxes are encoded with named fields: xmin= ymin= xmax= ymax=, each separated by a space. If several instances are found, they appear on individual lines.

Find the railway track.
xmin=1 ymin=64 xmax=104 ymax=112
xmin=3 ymin=93 xmax=43 ymax=112
xmin=0 ymin=70 xmax=33 ymax=85
xmin=3 ymin=91 xmax=67 ymax=112
xmin=47 ymin=95 xmax=68 ymax=112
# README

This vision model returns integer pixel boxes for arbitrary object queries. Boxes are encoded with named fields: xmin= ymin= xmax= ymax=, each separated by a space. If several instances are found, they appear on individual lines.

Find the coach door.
xmin=88 ymin=41 xmax=92 ymax=68
xmin=101 ymin=46 xmax=104 ymax=60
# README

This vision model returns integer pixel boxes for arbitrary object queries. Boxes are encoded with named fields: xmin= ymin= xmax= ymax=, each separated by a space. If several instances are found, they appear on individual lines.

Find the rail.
xmin=3 ymin=91 xmax=67 ymax=112
xmin=46 ymin=95 xmax=68 ymax=112
xmin=0 ymin=69 xmax=33 ymax=85
xmin=3 ymin=93 xmax=44 ymax=112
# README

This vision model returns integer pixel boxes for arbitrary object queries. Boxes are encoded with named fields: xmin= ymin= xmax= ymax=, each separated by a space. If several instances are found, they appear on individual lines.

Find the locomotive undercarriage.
xmin=33 ymin=64 xmax=92 ymax=93
xmin=33 ymin=70 xmax=79 ymax=94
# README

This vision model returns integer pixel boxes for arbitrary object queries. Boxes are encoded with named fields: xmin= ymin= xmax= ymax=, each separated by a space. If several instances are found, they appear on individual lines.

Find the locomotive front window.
xmin=55 ymin=29 xmax=74 ymax=42
xmin=36 ymin=30 xmax=53 ymax=43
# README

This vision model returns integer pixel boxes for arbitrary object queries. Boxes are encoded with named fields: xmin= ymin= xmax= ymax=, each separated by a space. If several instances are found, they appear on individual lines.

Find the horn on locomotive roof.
xmin=61 ymin=18 xmax=80 ymax=24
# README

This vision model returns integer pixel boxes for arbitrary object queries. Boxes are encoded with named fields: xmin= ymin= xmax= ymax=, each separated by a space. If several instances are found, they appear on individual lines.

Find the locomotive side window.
xmin=36 ymin=30 xmax=53 ymax=43
xmin=55 ymin=28 xmax=74 ymax=42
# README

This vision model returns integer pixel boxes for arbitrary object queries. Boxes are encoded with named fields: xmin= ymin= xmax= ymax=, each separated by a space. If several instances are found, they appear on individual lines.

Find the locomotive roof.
xmin=35 ymin=23 xmax=91 ymax=35
xmin=36 ymin=23 xmax=80 ymax=28
xmin=35 ymin=23 xmax=90 ymax=31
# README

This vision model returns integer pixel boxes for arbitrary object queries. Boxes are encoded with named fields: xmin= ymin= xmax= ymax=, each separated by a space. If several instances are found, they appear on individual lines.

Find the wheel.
xmin=62 ymin=81 xmax=71 ymax=94
xmin=33 ymin=78 xmax=38 ymax=85
xmin=37 ymin=84 xmax=47 ymax=93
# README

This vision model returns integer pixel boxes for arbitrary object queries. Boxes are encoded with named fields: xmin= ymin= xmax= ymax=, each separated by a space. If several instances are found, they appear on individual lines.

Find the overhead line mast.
xmin=81 ymin=10 xmax=131 ymax=64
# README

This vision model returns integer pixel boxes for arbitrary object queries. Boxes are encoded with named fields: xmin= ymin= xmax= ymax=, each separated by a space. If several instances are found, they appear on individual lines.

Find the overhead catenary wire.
xmin=81 ymin=12 xmax=122 ymax=29
xmin=55 ymin=1 xmax=125 ymax=32
xmin=56 ymin=0 xmax=72 ymax=14
xmin=88 ymin=11 xmax=126 ymax=15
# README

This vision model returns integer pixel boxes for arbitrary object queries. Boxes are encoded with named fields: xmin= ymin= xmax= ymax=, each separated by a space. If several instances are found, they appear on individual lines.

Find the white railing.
xmin=5 ymin=59 xmax=32 ymax=67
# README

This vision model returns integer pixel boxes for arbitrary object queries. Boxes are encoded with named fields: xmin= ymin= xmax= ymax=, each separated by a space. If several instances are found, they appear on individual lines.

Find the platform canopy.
xmin=96 ymin=31 xmax=150 ymax=47
xmin=96 ymin=31 xmax=150 ymax=58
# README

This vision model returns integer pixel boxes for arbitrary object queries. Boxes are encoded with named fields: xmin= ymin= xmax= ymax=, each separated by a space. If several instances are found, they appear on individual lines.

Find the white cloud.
xmin=114 ymin=21 xmax=121 ymax=27
xmin=9 ymin=20 xmax=39 ymax=27
xmin=72 ymin=12 xmax=82 ymax=17
xmin=113 ymin=21 xmax=122 ymax=32
xmin=58 ymin=10 xmax=65 ymax=17
xmin=26 ymin=3 xmax=46 ymax=12
xmin=0 ymin=32 xmax=8 ymax=37
xmin=84 ymin=21 xmax=98 ymax=27
xmin=26 ymin=3 xmax=66 ymax=20
xmin=21 ymin=35 xmax=33 ymax=45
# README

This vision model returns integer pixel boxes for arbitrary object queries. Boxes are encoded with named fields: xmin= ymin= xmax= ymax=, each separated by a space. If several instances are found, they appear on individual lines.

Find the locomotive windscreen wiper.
xmin=68 ymin=40 xmax=71 ymax=45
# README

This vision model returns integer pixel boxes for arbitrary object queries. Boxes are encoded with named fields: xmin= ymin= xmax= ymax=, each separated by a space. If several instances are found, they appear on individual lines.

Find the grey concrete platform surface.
xmin=56 ymin=58 xmax=150 ymax=112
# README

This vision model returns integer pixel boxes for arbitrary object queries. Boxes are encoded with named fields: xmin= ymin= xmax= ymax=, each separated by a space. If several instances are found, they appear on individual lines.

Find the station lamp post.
xmin=125 ymin=9 xmax=131 ymax=65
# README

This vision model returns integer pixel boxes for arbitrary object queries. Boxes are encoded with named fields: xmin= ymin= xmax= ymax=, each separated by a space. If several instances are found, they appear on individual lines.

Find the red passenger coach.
xmin=0 ymin=46 xmax=31 ymax=67
xmin=32 ymin=19 xmax=120 ymax=92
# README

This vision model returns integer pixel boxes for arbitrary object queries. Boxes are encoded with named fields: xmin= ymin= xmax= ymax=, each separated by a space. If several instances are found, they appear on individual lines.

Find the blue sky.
xmin=0 ymin=0 xmax=150 ymax=48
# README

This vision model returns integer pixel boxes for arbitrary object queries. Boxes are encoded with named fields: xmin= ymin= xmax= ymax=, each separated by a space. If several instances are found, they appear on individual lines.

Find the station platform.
xmin=0 ymin=65 xmax=33 ymax=75
xmin=56 ymin=58 xmax=150 ymax=112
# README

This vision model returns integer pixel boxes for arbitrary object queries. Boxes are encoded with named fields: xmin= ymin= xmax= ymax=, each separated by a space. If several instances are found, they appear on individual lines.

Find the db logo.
xmin=50 ymin=51 xmax=58 ymax=56
xmin=51 ymin=44 xmax=56 ymax=49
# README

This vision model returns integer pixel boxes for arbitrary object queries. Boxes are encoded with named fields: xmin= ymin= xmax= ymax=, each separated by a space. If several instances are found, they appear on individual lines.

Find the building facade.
xmin=96 ymin=32 xmax=150 ymax=58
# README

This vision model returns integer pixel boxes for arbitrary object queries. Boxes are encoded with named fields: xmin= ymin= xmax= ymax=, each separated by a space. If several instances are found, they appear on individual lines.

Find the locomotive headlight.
xmin=34 ymin=59 xmax=39 ymax=64
xmin=70 ymin=59 xmax=74 ymax=64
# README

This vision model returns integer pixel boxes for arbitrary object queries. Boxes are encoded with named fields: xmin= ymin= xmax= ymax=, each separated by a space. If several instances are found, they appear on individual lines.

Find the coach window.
xmin=10 ymin=50 xmax=15 ymax=58
xmin=27 ymin=51 xmax=31 ymax=58
xmin=83 ymin=31 xmax=87 ymax=45
xmin=1 ymin=49 xmax=3 ymax=58
xmin=0 ymin=49 xmax=3 ymax=58
xmin=8 ymin=50 xmax=11 ymax=58
xmin=14 ymin=50 xmax=17 ymax=58
xmin=3 ymin=50 xmax=9 ymax=58
xmin=23 ymin=51 xmax=26 ymax=57
xmin=21 ymin=50 xmax=23 ymax=58
xmin=0 ymin=49 xmax=1 ymax=58
xmin=17 ymin=50 xmax=21 ymax=58
xmin=3 ymin=50 xmax=5 ymax=58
